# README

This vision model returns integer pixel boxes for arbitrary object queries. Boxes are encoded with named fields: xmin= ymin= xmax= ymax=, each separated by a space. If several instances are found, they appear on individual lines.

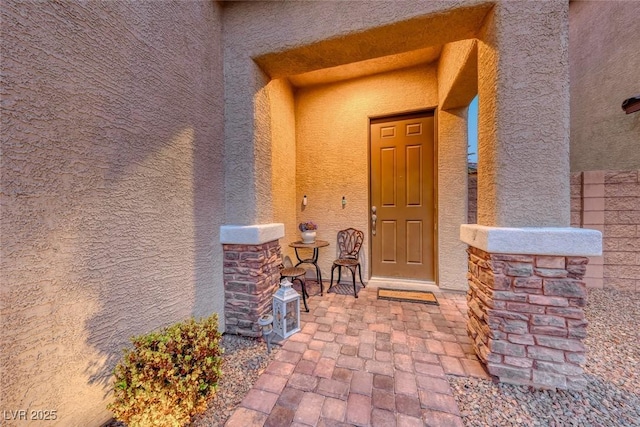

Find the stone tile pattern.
xmin=223 ymin=240 xmax=282 ymax=337
xmin=570 ymin=170 xmax=640 ymax=292
xmin=226 ymin=288 xmax=482 ymax=426
xmin=466 ymin=247 xmax=589 ymax=390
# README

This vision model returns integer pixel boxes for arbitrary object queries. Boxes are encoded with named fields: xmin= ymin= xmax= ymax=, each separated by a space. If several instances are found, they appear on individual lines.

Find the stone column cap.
xmin=460 ymin=224 xmax=602 ymax=256
xmin=220 ymin=223 xmax=285 ymax=245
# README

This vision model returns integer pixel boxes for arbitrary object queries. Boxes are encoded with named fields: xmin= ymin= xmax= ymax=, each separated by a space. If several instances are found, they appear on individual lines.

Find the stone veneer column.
xmin=461 ymin=225 xmax=601 ymax=390
xmin=220 ymin=224 xmax=285 ymax=337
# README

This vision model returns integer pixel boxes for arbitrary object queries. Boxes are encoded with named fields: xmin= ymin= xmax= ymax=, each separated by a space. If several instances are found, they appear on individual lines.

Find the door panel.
xmin=381 ymin=148 xmax=397 ymax=206
xmin=380 ymin=221 xmax=397 ymax=262
xmin=406 ymin=221 xmax=423 ymax=264
xmin=371 ymin=113 xmax=434 ymax=280
xmin=406 ymin=145 xmax=422 ymax=206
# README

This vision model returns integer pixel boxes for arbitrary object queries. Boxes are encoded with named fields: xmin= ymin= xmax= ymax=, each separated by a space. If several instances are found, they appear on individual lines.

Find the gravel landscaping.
xmin=449 ymin=288 xmax=640 ymax=427
xmin=190 ymin=334 xmax=277 ymax=427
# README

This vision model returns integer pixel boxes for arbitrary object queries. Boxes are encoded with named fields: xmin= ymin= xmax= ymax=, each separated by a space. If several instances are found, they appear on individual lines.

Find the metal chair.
xmin=329 ymin=228 xmax=365 ymax=298
xmin=279 ymin=257 xmax=309 ymax=312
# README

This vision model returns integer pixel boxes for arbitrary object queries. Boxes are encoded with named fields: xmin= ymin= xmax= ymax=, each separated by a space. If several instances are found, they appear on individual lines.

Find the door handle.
xmin=371 ymin=206 xmax=377 ymax=236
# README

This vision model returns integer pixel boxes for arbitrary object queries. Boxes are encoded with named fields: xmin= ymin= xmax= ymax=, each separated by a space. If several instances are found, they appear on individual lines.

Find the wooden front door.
xmin=370 ymin=112 xmax=435 ymax=280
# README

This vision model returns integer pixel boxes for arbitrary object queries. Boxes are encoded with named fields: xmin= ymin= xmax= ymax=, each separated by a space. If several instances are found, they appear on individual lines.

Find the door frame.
xmin=367 ymin=107 xmax=439 ymax=284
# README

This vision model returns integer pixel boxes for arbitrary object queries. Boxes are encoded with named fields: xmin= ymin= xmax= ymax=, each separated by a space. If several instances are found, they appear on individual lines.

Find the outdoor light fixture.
xmin=257 ymin=314 xmax=274 ymax=353
xmin=622 ymin=95 xmax=640 ymax=114
xmin=342 ymin=196 xmax=346 ymax=207
xmin=272 ymin=278 xmax=301 ymax=339
xmin=303 ymin=195 xmax=308 ymax=206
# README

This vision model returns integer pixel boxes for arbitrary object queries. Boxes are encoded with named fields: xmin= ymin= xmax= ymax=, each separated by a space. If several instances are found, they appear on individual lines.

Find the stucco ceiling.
xmin=288 ymin=46 xmax=442 ymax=88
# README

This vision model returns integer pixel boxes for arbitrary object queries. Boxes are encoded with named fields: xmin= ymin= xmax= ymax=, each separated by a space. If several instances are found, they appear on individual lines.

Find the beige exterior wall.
xmin=223 ymin=0 xmax=571 ymax=230
xmin=437 ymin=108 xmax=470 ymax=290
xmin=223 ymin=0 xmax=572 ymax=284
xmin=477 ymin=1 xmax=570 ymax=227
xmin=1 ymin=0 xmax=579 ymax=422
xmin=222 ymin=0 xmax=492 ymax=224
xmin=569 ymin=2 xmax=640 ymax=292
xmin=294 ymin=65 xmax=438 ymax=280
xmin=1 ymin=1 xmax=224 ymax=425
xmin=438 ymin=39 xmax=478 ymax=110
xmin=569 ymin=1 xmax=640 ymax=172
xmin=269 ymin=79 xmax=298 ymax=259
xmin=436 ymin=40 xmax=478 ymax=291
xmin=478 ymin=1 xmax=570 ymax=227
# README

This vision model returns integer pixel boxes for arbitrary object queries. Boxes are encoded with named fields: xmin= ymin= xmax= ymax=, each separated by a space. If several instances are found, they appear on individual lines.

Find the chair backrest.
xmin=282 ymin=255 xmax=294 ymax=268
xmin=337 ymin=228 xmax=364 ymax=259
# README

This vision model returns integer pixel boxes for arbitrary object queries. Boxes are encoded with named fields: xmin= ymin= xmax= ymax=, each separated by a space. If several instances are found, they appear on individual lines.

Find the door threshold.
xmin=367 ymin=277 xmax=439 ymax=292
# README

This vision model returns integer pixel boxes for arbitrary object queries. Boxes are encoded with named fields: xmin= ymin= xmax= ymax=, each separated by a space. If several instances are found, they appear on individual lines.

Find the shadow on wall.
xmin=1 ymin=4 xmax=220 ymax=422
xmin=83 ymin=126 xmax=203 ymax=393
xmin=80 ymin=73 xmax=225 ymax=399
xmin=79 ymin=87 xmax=226 ymax=403
xmin=83 ymin=128 xmax=226 ymax=389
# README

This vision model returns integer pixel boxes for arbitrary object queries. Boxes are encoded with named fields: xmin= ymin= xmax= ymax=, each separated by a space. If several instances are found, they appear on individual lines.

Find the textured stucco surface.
xmin=438 ymin=39 xmax=478 ymax=110
xmin=0 ymin=0 xmax=582 ymax=422
xmin=223 ymin=0 xmax=571 ymax=278
xmin=477 ymin=1 xmax=570 ymax=227
xmin=294 ymin=65 xmax=438 ymax=281
xmin=268 ymin=78 xmax=298 ymax=255
xmin=222 ymin=0 xmax=492 ymax=224
xmin=249 ymin=2 xmax=491 ymax=79
xmin=223 ymin=0 xmax=571 ymax=229
xmin=436 ymin=40 xmax=479 ymax=290
xmin=1 ymin=1 xmax=224 ymax=425
xmin=437 ymin=108 xmax=470 ymax=290
xmin=569 ymin=1 xmax=640 ymax=172
xmin=289 ymin=46 xmax=441 ymax=88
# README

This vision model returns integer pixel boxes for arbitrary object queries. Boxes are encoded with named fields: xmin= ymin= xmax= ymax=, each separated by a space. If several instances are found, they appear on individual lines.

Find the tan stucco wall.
xmin=477 ymin=1 xmax=570 ymax=227
xmin=224 ymin=0 xmax=571 ymax=230
xmin=569 ymin=1 xmax=640 ymax=172
xmin=436 ymin=40 xmax=479 ymax=290
xmin=437 ymin=108 xmax=470 ymax=291
xmin=223 ymin=0 xmax=571 ymax=283
xmin=269 ymin=79 xmax=298 ymax=258
xmin=222 ymin=0 xmax=492 ymax=224
xmin=0 ymin=0 xmax=579 ymax=422
xmin=294 ymin=65 xmax=438 ymax=280
xmin=438 ymin=39 xmax=478 ymax=110
xmin=1 ymin=1 xmax=224 ymax=425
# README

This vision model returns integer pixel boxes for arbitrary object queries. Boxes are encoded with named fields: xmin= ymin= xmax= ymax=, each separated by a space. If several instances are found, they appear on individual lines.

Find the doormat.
xmin=377 ymin=288 xmax=439 ymax=305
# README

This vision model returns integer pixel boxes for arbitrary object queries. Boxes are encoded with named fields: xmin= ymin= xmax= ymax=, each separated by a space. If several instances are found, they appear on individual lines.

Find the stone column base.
xmin=467 ymin=247 xmax=590 ymax=389
xmin=223 ymin=240 xmax=281 ymax=337
xmin=461 ymin=225 xmax=602 ymax=390
xmin=221 ymin=224 xmax=285 ymax=337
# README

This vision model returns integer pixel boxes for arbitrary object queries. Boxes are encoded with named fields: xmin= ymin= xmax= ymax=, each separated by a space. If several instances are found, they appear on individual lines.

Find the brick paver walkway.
xmin=226 ymin=285 xmax=490 ymax=426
